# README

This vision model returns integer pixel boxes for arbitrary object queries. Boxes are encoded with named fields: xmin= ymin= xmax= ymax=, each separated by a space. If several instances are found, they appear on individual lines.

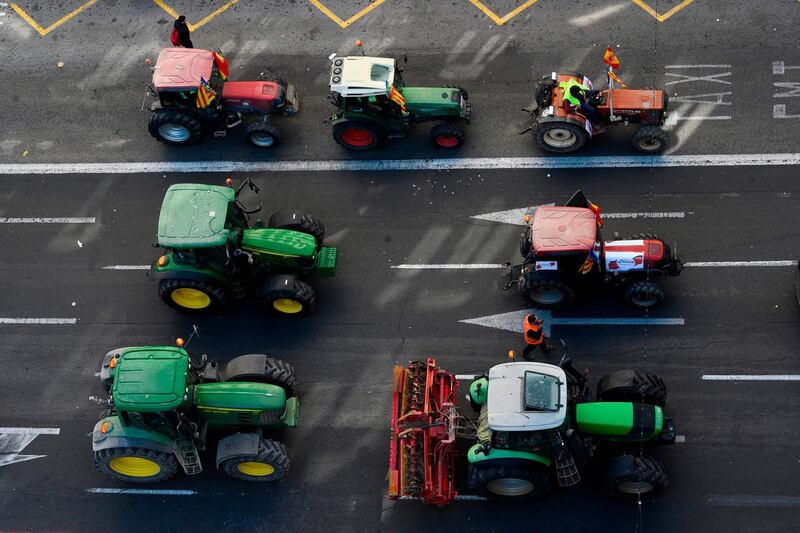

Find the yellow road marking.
xmin=153 ymin=0 xmax=239 ymax=32
xmin=308 ymin=0 xmax=386 ymax=29
xmin=469 ymin=0 xmax=539 ymax=26
xmin=10 ymin=0 xmax=98 ymax=37
xmin=631 ymin=0 xmax=695 ymax=22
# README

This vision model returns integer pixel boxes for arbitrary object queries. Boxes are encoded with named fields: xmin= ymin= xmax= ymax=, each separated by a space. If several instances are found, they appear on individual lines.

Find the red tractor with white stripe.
xmin=510 ymin=191 xmax=682 ymax=308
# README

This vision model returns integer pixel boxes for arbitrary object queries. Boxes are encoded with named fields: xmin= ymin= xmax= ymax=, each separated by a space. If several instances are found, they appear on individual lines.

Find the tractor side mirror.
xmin=402 ymin=54 xmax=408 ymax=64
xmin=328 ymin=53 xmax=337 ymax=62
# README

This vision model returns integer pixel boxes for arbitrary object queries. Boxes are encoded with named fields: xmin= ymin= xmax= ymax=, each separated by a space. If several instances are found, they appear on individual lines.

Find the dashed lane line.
xmin=87 ymin=488 xmax=197 ymax=495
xmin=707 ymin=495 xmax=800 ymax=508
xmin=0 ymin=217 xmax=94 ymax=223
xmin=0 ymin=318 xmax=76 ymax=324
xmin=684 ymin=261 xmax=795 ymax=267
xmin=4 ymin=153 xmax=800 ymax=175
xmin=702 ymin=375 xmax=800 ymax=381
xmin=102 ymin=265 xmax=150 ymax=270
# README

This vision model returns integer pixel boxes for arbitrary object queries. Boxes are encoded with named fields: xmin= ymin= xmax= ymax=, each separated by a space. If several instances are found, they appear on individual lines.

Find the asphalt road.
xmin=1 ymin=1 xmax=800 ymax=532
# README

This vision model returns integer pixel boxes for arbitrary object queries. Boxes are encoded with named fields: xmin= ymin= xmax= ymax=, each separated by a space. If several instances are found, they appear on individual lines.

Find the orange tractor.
xmin=525 ymin=67 xmax=670 ymax=154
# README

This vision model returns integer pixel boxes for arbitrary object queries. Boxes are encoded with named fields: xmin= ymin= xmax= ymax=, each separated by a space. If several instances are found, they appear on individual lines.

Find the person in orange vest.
xmin=522 ymin=313 xmax=553 ymax=361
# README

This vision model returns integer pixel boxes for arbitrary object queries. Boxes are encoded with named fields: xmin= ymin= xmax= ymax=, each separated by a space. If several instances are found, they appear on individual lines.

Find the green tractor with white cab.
xmin=151 ymin=178 xmax=337 ymax=315
xmin=327 ymin=53 xmax=471 ymax=150
xmin=93 ymin=343 xmax=298 ymax=483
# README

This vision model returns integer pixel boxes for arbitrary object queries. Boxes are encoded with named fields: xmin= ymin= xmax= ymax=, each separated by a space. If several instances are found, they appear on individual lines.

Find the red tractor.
xmin=146 ymin=48 xmax=299 ymax=148
xmin=525 ymin=69 xmax=669 ymax=154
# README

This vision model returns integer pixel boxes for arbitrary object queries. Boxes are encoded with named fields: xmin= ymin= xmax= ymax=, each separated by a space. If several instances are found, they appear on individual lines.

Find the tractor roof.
xmin=152 ymin=48 xmax=214 ymax=92
xmin=487 ymin=362 xmax=567 ymax=431
xmin=532 ymin=206 xmax=597 ymax=254
xmin=158 ymin=184 xmax=234 ymax=249
xmin=329 ymin=56 xmax=395 ymax=97
xmin=112 ymin=346 xmax=189 ymax=412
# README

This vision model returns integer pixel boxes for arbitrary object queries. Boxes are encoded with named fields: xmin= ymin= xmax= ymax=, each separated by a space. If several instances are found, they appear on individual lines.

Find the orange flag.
xmin=608 ymin=70 xmax=627 ymax=89
xmin=603 ymin=46 xmax=620 ymax=70
xmin=212 ymin=51 xmax=229 ymax=80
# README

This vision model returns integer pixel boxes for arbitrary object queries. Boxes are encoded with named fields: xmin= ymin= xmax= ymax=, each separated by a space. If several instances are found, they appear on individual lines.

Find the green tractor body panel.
xmin=151 ymin=253 xmax=230 ymax=285
xmin=469 ymin=377 xmax=488 ymax=405
xmin=280 ymin=396 xmax=300 ymax=428
xmin=112 ymin=346 xmax=189 ymax=413
xmin=157 ymin=184 xmax=234 ymax=249
xmin=241 ymin=228 xmax=317 ymax=259
xmin=402 ymin=87 xmax=462 ymax=118
xmin=194 ymin=382 xmax=288 ymax=427
xmin=576 ymin=402 xmax=664 ymax=440
xmin=467 ymin=443 xmax=551 ymax=467
xmin=92 ymin=414 xmax=177 ymax=452
xmin=314 ymin=246 xmax=338 ymax=277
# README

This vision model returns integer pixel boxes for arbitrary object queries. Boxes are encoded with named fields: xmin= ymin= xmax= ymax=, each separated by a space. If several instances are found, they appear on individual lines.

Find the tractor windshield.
xmin=523 ymin=371 xmax=561 ymax=412
xmin=370 ymin=64 xmax=392 ymax=83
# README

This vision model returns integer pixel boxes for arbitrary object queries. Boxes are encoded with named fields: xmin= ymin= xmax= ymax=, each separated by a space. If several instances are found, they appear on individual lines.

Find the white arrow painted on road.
xmin=471 ymin=206 xmax=686 ymax=226
xmin=459 ymin=309 xmax=684 ymax=336
xmin=0 ymin=427 xmax=60 ymax=467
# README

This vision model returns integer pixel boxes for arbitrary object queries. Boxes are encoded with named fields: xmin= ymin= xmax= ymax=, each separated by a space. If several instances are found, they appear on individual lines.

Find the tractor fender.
xmin=92 ymin=416 xmax=175 ymax=455
xmin=220 ymin=353 xmax=268 ymax=381
xmin=151 ymin=263 xmax=229 ymax=288
xmin=216 ymin=432 xmax=261 ymax=468
xmin=535 ymin=113 xmax=587 ymax=131
xmin=331 ymin=115 xmax=388 ymax=134
xmin=467 ymin=444 xmax=551 ymax=468
xmin=260 ymin=274 xmax=298 ymax=296
xmin=99 ymin=347 xmax=132 ymax=389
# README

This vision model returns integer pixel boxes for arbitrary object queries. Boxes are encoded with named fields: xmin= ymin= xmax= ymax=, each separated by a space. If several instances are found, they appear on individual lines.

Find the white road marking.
xmin=675 ymin=435 xmax=686 ymax=443
xmin=0 ymin=217 xmax=95 ymax=223
xmin=774 ymin=104 xmax=800 ymax=119
xmin=0 ymin=318 xmax=76 ymax=324
xmin=0 ymin=428 xmax=60 ymax=435
xmin=460 ymin=309 xmax=684 ymax=336
xmin=665 ymin=114 xmax=731 ymax=126
xmin=86 ymin=488 xmax=197 ymax=495
xmin=397 ymin=495 xmax=487 ymax=502
xmin=5 ymin=154 xmax=800 ymax=175
xmin=665 ymin=64 xmax=732 ymax=69
xmin=472 ymin=206 xmax=685 ymax=226
xmin=455 ymin=374 xmax=479 ymax=380
xmin=391 ymin=264 xmax=505 ymax=270
xmin=702 ymin=375 xmax=800 ymax=381
xmin=102 ymin=265 xmax=150 ymax=270
xmin=0 ymin=427 xmax=60 ymax=468
xmin=707 ymin=495 xmax=800 ymax=508
xmin=685 ymin=260 xmax=794 ymax=267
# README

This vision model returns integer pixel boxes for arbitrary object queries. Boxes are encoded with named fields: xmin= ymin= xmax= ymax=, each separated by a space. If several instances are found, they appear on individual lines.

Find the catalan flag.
xmin=196 ymin=77 xmax=217 ymax=109
xmin=212 ymin=50 xmax=229 ymax=80
xmin=388 ymin=85 xmax=406 ymax=112
xmin=608 ymin=70 xmax=628 ymax=89
xmin=588 ymin=201 xmax=603 ymax=228
xmin=579 ymin=255 xmax=594 ymax=275
xmin=603 ymin=46 xmax=620 ymax=70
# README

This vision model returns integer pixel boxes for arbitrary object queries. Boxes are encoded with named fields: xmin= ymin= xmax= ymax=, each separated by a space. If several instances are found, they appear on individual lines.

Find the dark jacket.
xmin=174 ymin=20 xmax=191 ymax=45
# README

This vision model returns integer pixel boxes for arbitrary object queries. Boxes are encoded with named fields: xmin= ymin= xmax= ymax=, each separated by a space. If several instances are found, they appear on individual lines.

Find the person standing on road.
xmin=173 ymin=16 xmax=193 ymax=48
xmin=522 ymin=313 xmax=553 ymax=361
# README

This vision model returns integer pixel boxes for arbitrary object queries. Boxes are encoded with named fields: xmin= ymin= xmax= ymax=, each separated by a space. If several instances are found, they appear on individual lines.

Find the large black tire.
xmin=597 ymin=370 xmax=667 ymax=407
xmin=535 ymin=121 xmax=588 ymax=153
xmin=94 ymin=447 xmax=178 ymax=484
xmin=258 ymin=70 xmax=287 ymax=87
xmin=268 ymin=210 xmax=325 ymax=245
xmin=519 ymin=227 xmax=532 ymax=259
xmin=624 ymin=280 xmax=665 ymax=308
xmin=225 ymin=356 xmax=297 ymax=395
xmin=628 ymin=232 xmax=662 ymax=242
xmin=148 ymin=110 xmax=203 ymax=147
xmin=632 ymin=126 xmax=668 ymax=154
xmin=220 ymin=438 xmax=290 ymax=482
xmin=244 ymin=121 xmax=281 ymax=148
xmin=261 ymin=278 xmax=316 ymax=315
xmin=520 ymin=275 xmax=576 ymax=309
xmin=332 ymin=121 xmax=383 ymax=151
xmin=604 ymin=455 xmax=668 ymax=498
xmin=430 ymin=122 xmax=464 ymax=148
xmin=158 ymin=278 xmax=227 ymax=313
xmin=468 ymin=463 xmax=553 ymax=501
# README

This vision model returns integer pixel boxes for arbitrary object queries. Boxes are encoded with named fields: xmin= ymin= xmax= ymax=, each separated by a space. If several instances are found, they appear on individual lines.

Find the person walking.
xmin=173 ymin=15 xmax=193 ymax=48
xmin=521 ymin=313 xmax=553 ymax=361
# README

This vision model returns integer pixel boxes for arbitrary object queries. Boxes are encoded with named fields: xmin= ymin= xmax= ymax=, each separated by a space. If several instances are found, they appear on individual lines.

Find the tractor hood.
xmin=194 ymin=382 xmax=287 ymax=412
xmin=576 ymin=402 xmax=664 ymax=440
xmin=112 ymin=346 xmax=190 ymax=412
xmin=241 ymin=228 xmax=317 ymax=258
xmin=158 ymin=184 xmax=233 ymax=249
xmin=486 ymin=362 xmax=567 ymax=432
xmin=402 ymin=87 xmax=463 ymax=117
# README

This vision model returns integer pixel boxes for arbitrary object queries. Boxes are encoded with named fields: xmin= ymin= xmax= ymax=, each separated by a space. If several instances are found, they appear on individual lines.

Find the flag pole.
xmin=607 ymin=66 xmax=616 ymax=121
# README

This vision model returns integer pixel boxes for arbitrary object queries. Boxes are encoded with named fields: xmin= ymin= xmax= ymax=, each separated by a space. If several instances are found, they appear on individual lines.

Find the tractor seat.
xmin=531 ymin=207 xmax=597 ymax=254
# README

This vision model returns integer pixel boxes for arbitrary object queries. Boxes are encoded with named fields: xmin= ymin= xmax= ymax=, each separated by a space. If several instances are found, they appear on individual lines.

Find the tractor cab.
xmin=107 ymin=346 xmax=190 ymax=414
xmin=152 ymin=48 xmax=221 ymax=110
xmin=485 ymin=362 xmax=568 ymax=432
xmin=329 ymin=56 xmax=404 ymax=121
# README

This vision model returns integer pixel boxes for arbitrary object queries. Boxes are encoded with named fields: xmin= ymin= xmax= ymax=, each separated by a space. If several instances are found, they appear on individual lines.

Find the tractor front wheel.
xmin=520 ymin=276 xmax=576 ymax=308
xmin=332 ymin=122 xmax=383 ymax=151
xmin=94 ymin=447 xmax=177 ymax=483
xmin=430 ymin=122 xmax=464 ymax=148
xmin=268 ymin=211 xmax=325 ymax=245
xmin=245 ymin=121 xmax=281 ymax=147
xmin=632 ymin=126 xmax=668 ymax=154
xmin=158 ymin=278 xmax=226 ymax=313
xmin=221 ymin=438 xmax=290 ymax=482
xmin=624 ymin=281 xmax=665 ymax=308
xmin=535 ymin=122 xmax=588 ymax=153
xmin=604 ymin=455 xmax=668 ymax=498
xmin=597 ymin=370 xmax=667 ymax=407
xmin=148 ymin=110 xmax=203 ymax=147
xmin=261 ymin=279 xmax=316 ymax=315
xmin=468 ymin=463 xmax=552 ymax=500
xmin=225 ymin=356 xmax=297 ymax=395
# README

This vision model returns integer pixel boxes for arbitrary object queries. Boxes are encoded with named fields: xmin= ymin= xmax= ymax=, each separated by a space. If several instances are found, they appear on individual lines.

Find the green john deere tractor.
xmin=150 ymin=178 xmax=337 ymax=315
xmin=93 ymin=344 xmax=299 ymax=483
xmin=327 ymin=54 xmax=471 ymax=150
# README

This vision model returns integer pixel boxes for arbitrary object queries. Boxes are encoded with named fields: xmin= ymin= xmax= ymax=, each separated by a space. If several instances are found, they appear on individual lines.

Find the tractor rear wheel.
xmin=332 ymin=122 xmax=383 ymax=151
xmin=468 ymin=463 xmax=552 ymax=500
xmin=159 ymin=278 xmax=226 ymax=313
xmin=261 ymin=278 xmax=316 ymax=315
xmin=597 ymin=370 xmax=667 ymax=407
xmin=244 ymin=121 xmax=281 ymax=147
xmin=148 ymin=110 xmax=203 ymax=146
xmin=624 ymin=280 xmax=665 ymax=308
xmin=535 ymin=122 xmax=588 ymax=153
xmin=94 ymin=447 xmax=178 ymax=483
xmin=221 ymin=438 xmax=290 ymax=482
xmin=430 ymin=122 xmax=464 ymax=148
xmin=520 ymin=275 xmax=576 ymax=308
xmin=225 ymin=356 xmax=297 ymax=395
xmin=632 ymin=126 xmax=668 ymax=154
xmin=604 ymin=455 xmax=668 ymax=498
xmin=268 ymin=211 xmax=325 ymax=245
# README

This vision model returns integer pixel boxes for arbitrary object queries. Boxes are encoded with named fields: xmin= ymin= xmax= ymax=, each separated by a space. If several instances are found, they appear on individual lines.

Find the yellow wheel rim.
xmin=273 ymin=298 xmax=303 ymax=314
xmin=171 ymin=288 xmax=211 ymax=309
xmin=236 ymin=461 xmax=275 ymax=476
xmin=109 ymin=456 xmax=161 ymax=477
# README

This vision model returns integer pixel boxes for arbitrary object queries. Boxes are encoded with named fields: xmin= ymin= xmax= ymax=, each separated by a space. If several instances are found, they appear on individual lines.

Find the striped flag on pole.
xmin=196 ymin=77 xmax=217 ymax=109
